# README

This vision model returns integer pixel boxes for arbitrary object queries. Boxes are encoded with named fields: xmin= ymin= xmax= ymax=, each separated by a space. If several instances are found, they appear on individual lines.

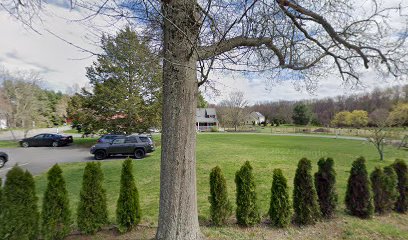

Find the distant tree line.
xmin=0 ymin=68 xmax=69 ymax=135
xmin=250 ymin=85 xmax=408 ymax=127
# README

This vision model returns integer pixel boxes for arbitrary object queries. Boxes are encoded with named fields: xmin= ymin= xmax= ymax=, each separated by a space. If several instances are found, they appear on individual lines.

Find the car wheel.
xmin=52 ymin=141 xmax=59 ymax=147
xmin=22 ymin=142 xmax=29 ymax=148
xmin=94 ymin=150 xmax=106 ymax=160
xmin=134 ymin=149 xmax=145 ymax=159
xmin=0 ymin=157 xmax=5 ymax=168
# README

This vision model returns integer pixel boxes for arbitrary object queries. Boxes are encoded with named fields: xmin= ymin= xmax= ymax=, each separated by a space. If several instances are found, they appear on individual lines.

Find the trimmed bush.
xmin=393 ymin=159 xmax=408 ymax=213
xmin=77 ymin=162 xmax=108 ymax=234
xmin=383 ymin=166 xmax=398 ymax=213
xmin=209 ymin=166 xmax=232 ymax=226
xmin=371 ymin=167 xmax=385 ymax=214
xmin=0 ymin=166 xmax=39 ymax=240
xmin=116 ymin=159 xmax=141 ymax=233
xmin=371 ymin=166 xmax=398 ymax=214
xmin=269 ymin=169 xmax=291 ymax=228
xmin=314 ymin=157 xmax=338 ymax=219
xmin=0 ymin=178 xmax=2 ymax=219
xmin=293 ymin=158 xmax=320 ymax=225
xmin=41 ymin=164 xmax=71 ymax=240
xmin=345 ymin=157 xmax=373 ymax=218
xmin=235 ymin=161 xmax=260 ymax=226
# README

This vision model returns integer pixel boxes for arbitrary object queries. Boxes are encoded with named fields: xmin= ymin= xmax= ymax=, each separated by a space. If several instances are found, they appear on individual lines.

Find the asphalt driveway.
xmin=0 ymin=145 xmax=94 ymax=179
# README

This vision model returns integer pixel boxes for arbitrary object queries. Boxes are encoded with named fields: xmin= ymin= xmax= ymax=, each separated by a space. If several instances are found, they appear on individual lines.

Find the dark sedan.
xmin=19 ymin=134 xmax=73 ymax=147
xmin=0 ymin=152 xmax=8 ymax=168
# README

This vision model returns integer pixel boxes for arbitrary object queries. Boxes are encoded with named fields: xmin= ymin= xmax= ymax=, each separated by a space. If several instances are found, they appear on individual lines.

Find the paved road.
xmin=0 ymin=145 xmax=94 ymax=179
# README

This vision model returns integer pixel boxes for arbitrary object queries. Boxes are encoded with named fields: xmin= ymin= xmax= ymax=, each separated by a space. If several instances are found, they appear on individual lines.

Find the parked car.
xmin=97 ymin=134 xmax=126 ymax=143
xmin=0 ymin=152 xmax=8 ymax=168
xmin=90 ymin=134 xmax=155 ymax=160
xmin=19 ymin=134 xmax=73 ymax=147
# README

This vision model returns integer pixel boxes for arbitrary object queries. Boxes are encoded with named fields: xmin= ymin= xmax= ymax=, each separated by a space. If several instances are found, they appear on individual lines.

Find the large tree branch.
xmin=198 ymin=36 xmax=285 ymax=63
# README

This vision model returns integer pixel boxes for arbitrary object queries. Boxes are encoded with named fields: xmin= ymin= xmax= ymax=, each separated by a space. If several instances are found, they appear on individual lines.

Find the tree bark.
xmin=156 ymin=1 xmax=202 ymax=239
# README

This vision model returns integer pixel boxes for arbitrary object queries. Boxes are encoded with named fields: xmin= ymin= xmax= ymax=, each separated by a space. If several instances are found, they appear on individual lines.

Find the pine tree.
xmin=370 ymin=167 xmax=385 ymax=214
xmin=382 ymin=166 xmax=398 ymax=213
xmin=392 ymin=159 xmax=408 ymax=213
xmin=293 ymin=158 xmax=320 ymax=225
xmin=77 ymin=162 xmax=108 ymax=234
xmin=0 ymin=166 xmax=39 ymax=240
xmin=41 ymin=164 xmax=72 ymax=240
xmin=314 ymin=157 xmax=338 ymax=219
xmin=235 ymin=161 xmax=260 ymax=226
xmin=209 ymin=166 xmax=232 ymax=226
xmin=345 ymin=157 xmax=373 ymax=218
xmin=269 ymin=169 xmax=291 ymax=228
xmin=116 ymin=159 xmax=141 ymax=233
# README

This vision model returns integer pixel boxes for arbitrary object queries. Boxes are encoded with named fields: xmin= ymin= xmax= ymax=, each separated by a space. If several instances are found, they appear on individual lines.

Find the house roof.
xmin=250 ymin=111 xmax=265 ymax=119
xmin=196 ymin=108 xmax=218 ymax=123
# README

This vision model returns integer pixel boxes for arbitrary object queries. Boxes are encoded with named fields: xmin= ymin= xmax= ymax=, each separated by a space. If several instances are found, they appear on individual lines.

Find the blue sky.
xmin=1 ymin=1 xmax=407 ymax=104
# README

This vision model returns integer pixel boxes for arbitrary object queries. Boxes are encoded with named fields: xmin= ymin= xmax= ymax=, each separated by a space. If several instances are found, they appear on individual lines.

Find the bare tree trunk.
xmin=156 ymin=1 xmax=202 ymax=239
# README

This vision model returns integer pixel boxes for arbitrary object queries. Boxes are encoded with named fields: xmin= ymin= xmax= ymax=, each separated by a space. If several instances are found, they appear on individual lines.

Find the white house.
xmin=246 ymin=111 xmax=265 ymax=125
xmin=0 ymin=118 xmax=7 ymax=129
xmin=196 ymin=108 xmax=219 ymax=131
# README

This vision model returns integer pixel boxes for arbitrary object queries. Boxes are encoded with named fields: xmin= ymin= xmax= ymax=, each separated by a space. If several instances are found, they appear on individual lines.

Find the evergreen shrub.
xmin=293 ymin=158 xmax=320 ymax=225
xmin=269 ymin=169 xmax=291 ymax=227
xmin=314 ymin=157 xmax=338 ymax=219
xmin=41 ymin=164 xmax=71 ymax=240
xmin=393 ymin=159 xmax=408 ymax=213
xmin=116 ymin=159 xmax=141 ymax=233
xmin=209 ymin=166 xmax=232 ymax=226
xmin=77 ymin=162 xmax=108 ymax=234
xmin=0 ymin=166 xmax=39 ymax=240
xmin=235 ymin=161 xmax=260 ymax=226
xmin=345 ymin=157 xmax=373 ymax=218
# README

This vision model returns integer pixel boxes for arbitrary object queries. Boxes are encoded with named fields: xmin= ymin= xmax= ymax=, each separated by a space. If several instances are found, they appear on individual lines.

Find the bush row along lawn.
xmin=33 ymin=133 xmax=408 ymax=238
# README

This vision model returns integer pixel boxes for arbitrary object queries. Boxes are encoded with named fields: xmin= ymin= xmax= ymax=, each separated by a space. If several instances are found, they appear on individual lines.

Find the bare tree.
xmin=368 ymin=108 xmax=390 ymax=160
xmin=217 ymin=91 xmax=248 ymax=131
xmin=3 ymin=0 xmax=408 ymax=239
xmin=0 ymin=69 xmax=45 ymax=138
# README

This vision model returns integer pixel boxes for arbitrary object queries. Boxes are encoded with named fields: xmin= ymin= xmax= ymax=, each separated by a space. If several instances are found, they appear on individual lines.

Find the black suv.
xmin=90 ymin=135 xmax=155 ymax=160
xmin=0 ymin=152 xmax=9 ymax=168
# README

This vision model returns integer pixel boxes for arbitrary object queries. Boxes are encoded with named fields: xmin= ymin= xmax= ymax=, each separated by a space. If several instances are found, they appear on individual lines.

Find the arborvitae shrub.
xmin=269 ymin=169 xmax=291 ymax=228
xmin=393 ymin=159 xmax=408 ymax=213
xmin=41 ymin=164 xmax=72 ymax=240
xmin=77 ymin=162 xmax=108 ymax=234
xmin=0 ymin=166 xmax=39 ymax=240
xmin=382 ymin=166 xmax=398 ymax=213
xmin=235 ymin=161 xmax=260 ymax=226
xmin=293 ymin=158 xmax=320 ymax=225
xmin=345 ymin=157 xmax=373 ymax=218
xmin=209 ymin=166 xmax=232 ymax=226
xmin=116 ymin=159 xmax=141 ymax=233
xmin=371 ymin=167 xmax=385 ymax=214
xmin=314 ymin=157 xmax=338 ymax=219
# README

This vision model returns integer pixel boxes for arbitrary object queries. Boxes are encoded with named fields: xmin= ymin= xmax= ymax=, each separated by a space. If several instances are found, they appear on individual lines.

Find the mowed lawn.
xmin=33 ymin=133 xmax=408 ymax=239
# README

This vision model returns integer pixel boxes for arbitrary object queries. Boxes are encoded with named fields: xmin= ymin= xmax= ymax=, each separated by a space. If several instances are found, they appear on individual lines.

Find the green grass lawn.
xmin=0 ymin=140 xmax=19 ymax=148
xmin=72 ymin=137 xmax=99 ymax=148
xmin=33 ymin=133 xmax=408 ymax=239
xmin=62 ymin=129 xmax=80 ymax=134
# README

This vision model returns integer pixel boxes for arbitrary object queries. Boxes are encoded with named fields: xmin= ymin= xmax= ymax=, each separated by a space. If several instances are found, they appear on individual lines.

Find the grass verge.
xmin=33 ymin=133 xmax=408 ymax=239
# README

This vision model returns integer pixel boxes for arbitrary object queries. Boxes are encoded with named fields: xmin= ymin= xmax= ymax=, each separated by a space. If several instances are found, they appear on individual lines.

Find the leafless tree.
xmin=368 ymin=108 xmax=390 ymax=160
xmin=217 ymin=91 xmax=248 ymax=131
xmin=0 ymin=69 xmax=45 ymax=138
xmin=3 ymin=0 xmax=408 ymax=239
